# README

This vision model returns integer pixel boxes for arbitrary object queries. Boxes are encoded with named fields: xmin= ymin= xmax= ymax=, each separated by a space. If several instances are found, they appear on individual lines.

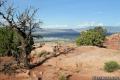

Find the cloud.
xmin=77 ymin=21 xmax=104 ymax=27
xmin=41 ymin=22 xmax=104 ymax=29
xmin=43 ymin=24 xmax=68 ymax=29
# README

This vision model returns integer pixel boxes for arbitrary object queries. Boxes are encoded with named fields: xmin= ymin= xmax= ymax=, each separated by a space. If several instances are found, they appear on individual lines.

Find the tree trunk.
xmin=20 ymin=39 xmax=31 ymax=69
xmin=13 ymin=28 xmax=31 ymax=69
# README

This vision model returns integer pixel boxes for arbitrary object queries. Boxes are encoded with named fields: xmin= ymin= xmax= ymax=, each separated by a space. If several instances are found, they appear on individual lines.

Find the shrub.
xmin=0 ymin=27 xmax=21 ymax=56
xmin=76 ymin=26 xmax=106 ymax=47
xmin=104 ymin=61 xmax=120 ymax=72
xmin=38 ymin=50 xmax=50 ymax=57
xmin=59 ymin=74 xmax=67 ymax=80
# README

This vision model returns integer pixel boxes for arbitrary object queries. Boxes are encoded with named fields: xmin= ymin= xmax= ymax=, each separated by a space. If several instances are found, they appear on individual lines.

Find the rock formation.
xmin=104 ymin=33 xmax=120 ymax=50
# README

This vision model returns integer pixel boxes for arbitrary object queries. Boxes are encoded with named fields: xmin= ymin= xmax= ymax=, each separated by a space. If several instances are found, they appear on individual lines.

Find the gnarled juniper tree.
xmin=0 ymin=0 xmax=41 ymax=68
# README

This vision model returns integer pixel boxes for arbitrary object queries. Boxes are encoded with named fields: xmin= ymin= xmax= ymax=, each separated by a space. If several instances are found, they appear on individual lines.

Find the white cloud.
xmin=77 ymin=21 xmax=104 ymax=27
xmin=43 ymin=24 xmax=68 ymax=29
xmin=41 ymin=22 xmax=105 ymax=29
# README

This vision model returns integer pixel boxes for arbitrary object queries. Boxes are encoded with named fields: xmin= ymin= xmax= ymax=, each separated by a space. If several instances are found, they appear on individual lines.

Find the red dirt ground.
xmin=0 ymin=43 xmax=120 ymax=80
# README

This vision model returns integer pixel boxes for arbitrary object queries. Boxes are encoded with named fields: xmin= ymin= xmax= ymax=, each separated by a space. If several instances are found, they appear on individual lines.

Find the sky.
xmin=12 ymin=0 xmax=120 ymax=29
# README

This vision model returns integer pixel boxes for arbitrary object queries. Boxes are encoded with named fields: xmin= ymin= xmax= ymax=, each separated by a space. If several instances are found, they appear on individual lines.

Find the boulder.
xmin=104 ymin=33 xmax=120 ymax=50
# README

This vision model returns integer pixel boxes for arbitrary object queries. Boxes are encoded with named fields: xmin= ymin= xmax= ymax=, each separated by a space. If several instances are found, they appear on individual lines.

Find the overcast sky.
xmin=13 ymin=0 xmax=120 ymax=28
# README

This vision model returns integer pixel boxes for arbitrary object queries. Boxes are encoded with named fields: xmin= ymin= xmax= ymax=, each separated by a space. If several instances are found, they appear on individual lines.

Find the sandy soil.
xmin=0 ymin=42 xmax=120 ymax=80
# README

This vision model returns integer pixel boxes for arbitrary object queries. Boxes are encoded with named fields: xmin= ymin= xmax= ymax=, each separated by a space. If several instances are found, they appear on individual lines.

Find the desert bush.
xmin=104 ymin=61 xmax=120 ymax=72
xmin=76 ymin=26 xmax=106 ymax=47
xmin=59 ymin=74 xmax=67 ymax=80
xmin=38 ymin=50 xmax=50 ymax=57
xmin=0 ymin=27 xmax=21 ymax=56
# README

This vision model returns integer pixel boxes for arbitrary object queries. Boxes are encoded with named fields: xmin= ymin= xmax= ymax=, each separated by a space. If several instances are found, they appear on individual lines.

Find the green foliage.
xmin=38 ymin=50 xmax=50 ymax=57
xmin=0 ymin=27 xmax=21 ymax=56
xmin=76 ymin=26 xmax=106 ymax=47
xmin=104 ymin=61 xmax=120 ymax=72
xmin=59 ymin=74 xmax=67 ymax=80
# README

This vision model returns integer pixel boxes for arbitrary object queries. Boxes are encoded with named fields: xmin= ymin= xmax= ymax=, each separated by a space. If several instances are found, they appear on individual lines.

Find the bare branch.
xmin=0 ymin=0 xmax=6 ymax=7
xmin=0 ymin=0 xmax=42 ymax=68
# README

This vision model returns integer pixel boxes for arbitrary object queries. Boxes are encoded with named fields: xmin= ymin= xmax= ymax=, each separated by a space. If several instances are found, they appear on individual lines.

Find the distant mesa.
xmin=32 ymin=26 xmax=120 ymax=41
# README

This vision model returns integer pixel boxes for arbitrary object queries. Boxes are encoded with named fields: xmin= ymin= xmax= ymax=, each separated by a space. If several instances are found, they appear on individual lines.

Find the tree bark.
xmin=13 ymin=27 xmax=31 ymax=69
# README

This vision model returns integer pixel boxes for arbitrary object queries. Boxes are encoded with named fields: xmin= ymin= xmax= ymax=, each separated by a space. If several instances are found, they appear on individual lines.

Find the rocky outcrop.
xmin=104 ymin=33 xmax=120 ymax=50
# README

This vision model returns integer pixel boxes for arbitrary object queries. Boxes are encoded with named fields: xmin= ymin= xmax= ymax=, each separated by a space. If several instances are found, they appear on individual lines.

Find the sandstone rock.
xmin=104 ymin=33 xmax=120 ymax=50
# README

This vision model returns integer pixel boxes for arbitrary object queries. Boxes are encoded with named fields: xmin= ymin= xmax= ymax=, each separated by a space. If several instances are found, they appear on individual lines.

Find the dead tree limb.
xmin=0 ymin=0 xmax=42 ymax=69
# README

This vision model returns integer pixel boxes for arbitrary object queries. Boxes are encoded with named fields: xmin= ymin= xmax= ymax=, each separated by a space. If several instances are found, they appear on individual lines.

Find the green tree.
xmin=76 ymin=26 xmax=106 ymax=47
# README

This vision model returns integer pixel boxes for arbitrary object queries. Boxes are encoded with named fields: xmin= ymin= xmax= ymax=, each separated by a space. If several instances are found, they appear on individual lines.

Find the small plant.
xmin=104 ymin=61 xmax=120 ymax=72
xmin=38 ymin=50 xmax=50 ymax=57
xmin=75 ymin=63 xmax=81 ymax=73
xmin=59 ymin=74 xmax=67 ymax=80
